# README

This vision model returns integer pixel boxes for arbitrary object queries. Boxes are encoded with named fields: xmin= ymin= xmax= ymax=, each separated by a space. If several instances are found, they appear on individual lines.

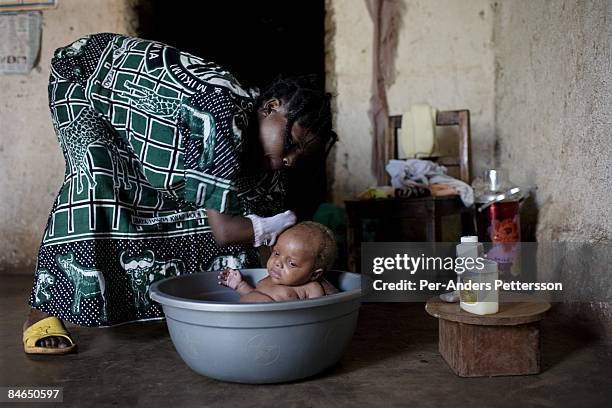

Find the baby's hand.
xmin=217 ymin=268 xmax=243 ymax=290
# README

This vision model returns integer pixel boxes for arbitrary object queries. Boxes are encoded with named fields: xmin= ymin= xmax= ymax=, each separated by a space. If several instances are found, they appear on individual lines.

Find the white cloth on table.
xmin=385 ymin=159 xmax=474 ymax=207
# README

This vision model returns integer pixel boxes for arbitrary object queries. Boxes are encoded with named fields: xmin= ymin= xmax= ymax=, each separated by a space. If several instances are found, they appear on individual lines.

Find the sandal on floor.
xmin=23 ymin=316 xmax=77 ymax=355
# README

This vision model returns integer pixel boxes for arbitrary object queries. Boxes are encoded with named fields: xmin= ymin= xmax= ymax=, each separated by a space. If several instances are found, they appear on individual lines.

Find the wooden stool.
xmin=425 ymin=294 xmax=551 ymax=377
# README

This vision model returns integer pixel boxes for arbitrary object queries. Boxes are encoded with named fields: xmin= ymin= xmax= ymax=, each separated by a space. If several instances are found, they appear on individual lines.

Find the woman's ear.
xmin=262 ymin=98 xmax=281 ymax=114
xmin=311 ymin=268 xmax=324 ymax=281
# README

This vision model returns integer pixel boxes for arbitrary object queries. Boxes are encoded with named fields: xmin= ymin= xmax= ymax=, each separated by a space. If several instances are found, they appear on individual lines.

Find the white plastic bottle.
xmin=456 ymin=236 xmax=483 ymax=259
xmin=440 ymin=236 xmax=484 ymax=303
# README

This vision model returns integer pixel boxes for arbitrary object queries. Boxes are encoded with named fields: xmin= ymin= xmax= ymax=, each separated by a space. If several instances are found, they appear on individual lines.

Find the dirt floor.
xmin=2 ymin=274 xmax=611 ymax=408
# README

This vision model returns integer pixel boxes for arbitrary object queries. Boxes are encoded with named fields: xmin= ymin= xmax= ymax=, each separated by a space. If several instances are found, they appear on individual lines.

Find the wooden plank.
xmin=435 ymin=110 xmax=461 ymax=126
xmin=386 ymin=116 xmax=402 ymax=185
xmin=345 ymin=198 xmax=440 ymax=218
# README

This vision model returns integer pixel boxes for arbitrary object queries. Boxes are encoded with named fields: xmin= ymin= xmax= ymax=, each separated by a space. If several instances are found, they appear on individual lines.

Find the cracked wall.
xmin=493 ymin=0 xmax=611 ymax=340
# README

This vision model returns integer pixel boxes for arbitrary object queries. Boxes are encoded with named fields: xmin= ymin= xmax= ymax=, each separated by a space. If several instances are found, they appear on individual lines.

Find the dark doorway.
xmin=135 ymin=0 xmax=325 ymax=90
xmin=135 ymin=0 xmax=328 ymax=220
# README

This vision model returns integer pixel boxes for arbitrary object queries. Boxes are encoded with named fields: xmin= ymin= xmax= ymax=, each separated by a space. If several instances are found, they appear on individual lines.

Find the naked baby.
xmin=218 ymin=222 xmax=338 ymax=302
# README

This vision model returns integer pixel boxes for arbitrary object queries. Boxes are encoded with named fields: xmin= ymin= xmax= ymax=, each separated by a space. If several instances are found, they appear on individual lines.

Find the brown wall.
xmin=0 ymin=0 xmax=136 ymax=274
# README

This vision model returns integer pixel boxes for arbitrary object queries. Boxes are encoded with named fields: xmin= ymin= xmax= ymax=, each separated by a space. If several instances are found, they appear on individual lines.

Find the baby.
xmin=218 ymin=221 xmax=338 ymax=302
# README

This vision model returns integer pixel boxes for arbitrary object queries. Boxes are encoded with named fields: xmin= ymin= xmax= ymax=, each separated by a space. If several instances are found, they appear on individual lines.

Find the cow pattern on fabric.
xmin=119 ymin=249 xmax=184 ymax=310
xmin=28 ymin=34 xmax=285 ymax=326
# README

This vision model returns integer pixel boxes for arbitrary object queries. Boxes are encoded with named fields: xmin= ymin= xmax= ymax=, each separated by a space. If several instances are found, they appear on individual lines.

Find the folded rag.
xmin=385 ymin=159 xmax=474 ymax=206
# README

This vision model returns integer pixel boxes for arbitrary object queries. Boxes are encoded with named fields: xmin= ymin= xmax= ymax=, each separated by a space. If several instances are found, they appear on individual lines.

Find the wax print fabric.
xmin=29 ymin=34 xmax=285 ymax=326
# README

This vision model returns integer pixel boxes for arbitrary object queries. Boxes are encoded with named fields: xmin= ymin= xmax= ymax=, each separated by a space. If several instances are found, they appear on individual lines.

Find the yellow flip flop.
xmin=23 ymin=316 xmax=77 ymax=355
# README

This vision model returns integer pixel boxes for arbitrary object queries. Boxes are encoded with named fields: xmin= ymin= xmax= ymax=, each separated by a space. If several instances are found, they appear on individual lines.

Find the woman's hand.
xmin=246 ymin=210 xmax=297 ymax=247
xmin=206 ymin=208 xmax=296 ymax=247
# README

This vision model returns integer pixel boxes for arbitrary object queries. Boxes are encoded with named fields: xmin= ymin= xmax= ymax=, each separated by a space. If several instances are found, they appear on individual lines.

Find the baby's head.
xmin=266 ymin=221 xmax=337 ymax=286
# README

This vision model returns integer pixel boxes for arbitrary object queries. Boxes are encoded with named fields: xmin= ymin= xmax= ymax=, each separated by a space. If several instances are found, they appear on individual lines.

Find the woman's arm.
xmin=207 ymin=208 xmax=297 ymax=247
xmin=206 ymin=208 xmax=254 ymax=246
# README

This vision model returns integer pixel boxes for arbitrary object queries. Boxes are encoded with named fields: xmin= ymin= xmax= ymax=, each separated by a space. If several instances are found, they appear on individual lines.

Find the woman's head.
xmin=255 ymin=75 xmax=337 ymax=171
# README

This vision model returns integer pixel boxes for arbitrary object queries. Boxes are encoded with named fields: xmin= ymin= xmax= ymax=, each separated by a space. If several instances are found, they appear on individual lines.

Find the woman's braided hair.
xmin=257 ymin=75 xmax=337 ymax=154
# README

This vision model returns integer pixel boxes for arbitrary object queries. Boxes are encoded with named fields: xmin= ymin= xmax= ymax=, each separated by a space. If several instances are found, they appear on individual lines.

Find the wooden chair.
xmin=345 ymin=110 xmax=473 ymax=272
xmin=386 ymin=110 xmax=471 ymax=184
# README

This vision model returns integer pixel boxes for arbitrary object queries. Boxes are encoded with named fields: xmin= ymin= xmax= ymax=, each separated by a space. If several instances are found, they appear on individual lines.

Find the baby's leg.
xmin=217 ymin=268 xmax=255 ymax=295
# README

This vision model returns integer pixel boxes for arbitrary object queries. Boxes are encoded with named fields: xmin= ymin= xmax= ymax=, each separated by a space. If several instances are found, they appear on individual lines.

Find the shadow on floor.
xmin=540 ymin=311 xmax=600 ymax=372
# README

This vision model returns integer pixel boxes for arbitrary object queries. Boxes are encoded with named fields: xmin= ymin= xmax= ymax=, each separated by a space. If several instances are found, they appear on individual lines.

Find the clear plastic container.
xmin=460 ymin=259 xmax=499 ymax=315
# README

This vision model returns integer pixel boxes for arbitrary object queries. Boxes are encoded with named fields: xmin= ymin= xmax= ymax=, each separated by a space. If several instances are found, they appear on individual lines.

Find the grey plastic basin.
xmin=149 ymin=269 xmax=361 ymax=384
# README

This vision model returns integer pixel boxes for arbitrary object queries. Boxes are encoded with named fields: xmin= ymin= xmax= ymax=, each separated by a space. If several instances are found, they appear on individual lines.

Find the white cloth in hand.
xmin=246 ymin=210 xmax=297 ymax=247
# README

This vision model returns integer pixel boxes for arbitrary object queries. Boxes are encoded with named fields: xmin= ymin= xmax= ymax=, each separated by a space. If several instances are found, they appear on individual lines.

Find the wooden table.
xmin=425 ymin=294 xmax=551 ymax=377
xmin=345 ymin=196 xmax=472 ymax=272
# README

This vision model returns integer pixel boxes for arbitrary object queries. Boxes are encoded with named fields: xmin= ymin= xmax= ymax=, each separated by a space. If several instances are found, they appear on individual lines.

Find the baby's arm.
xmin=218 ymin=268 xmax=254 ymax=295
xmin=239 ymin=291 xmax=275 ymax=303
xmin=305 ymin=281 xmax=326 ymax=299
xmin=242 ymin=283 xmax=301 ymax=302
xmin=320 ymin=278 xmax=339 ymax=295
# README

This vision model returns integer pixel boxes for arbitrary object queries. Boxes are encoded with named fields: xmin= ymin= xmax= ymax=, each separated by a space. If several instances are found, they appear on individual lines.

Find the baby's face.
xmin=266 ymin=227 xmax=322 ymax=286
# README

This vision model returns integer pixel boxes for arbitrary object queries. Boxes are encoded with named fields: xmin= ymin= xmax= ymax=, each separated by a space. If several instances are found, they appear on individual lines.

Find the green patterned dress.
xmin=28 ymin=34 xmax=285 ymax=326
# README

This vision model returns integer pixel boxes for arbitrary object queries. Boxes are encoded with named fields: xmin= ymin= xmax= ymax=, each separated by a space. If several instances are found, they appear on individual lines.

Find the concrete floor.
xmin=2 ymin=275 xmax=611 ymax=408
